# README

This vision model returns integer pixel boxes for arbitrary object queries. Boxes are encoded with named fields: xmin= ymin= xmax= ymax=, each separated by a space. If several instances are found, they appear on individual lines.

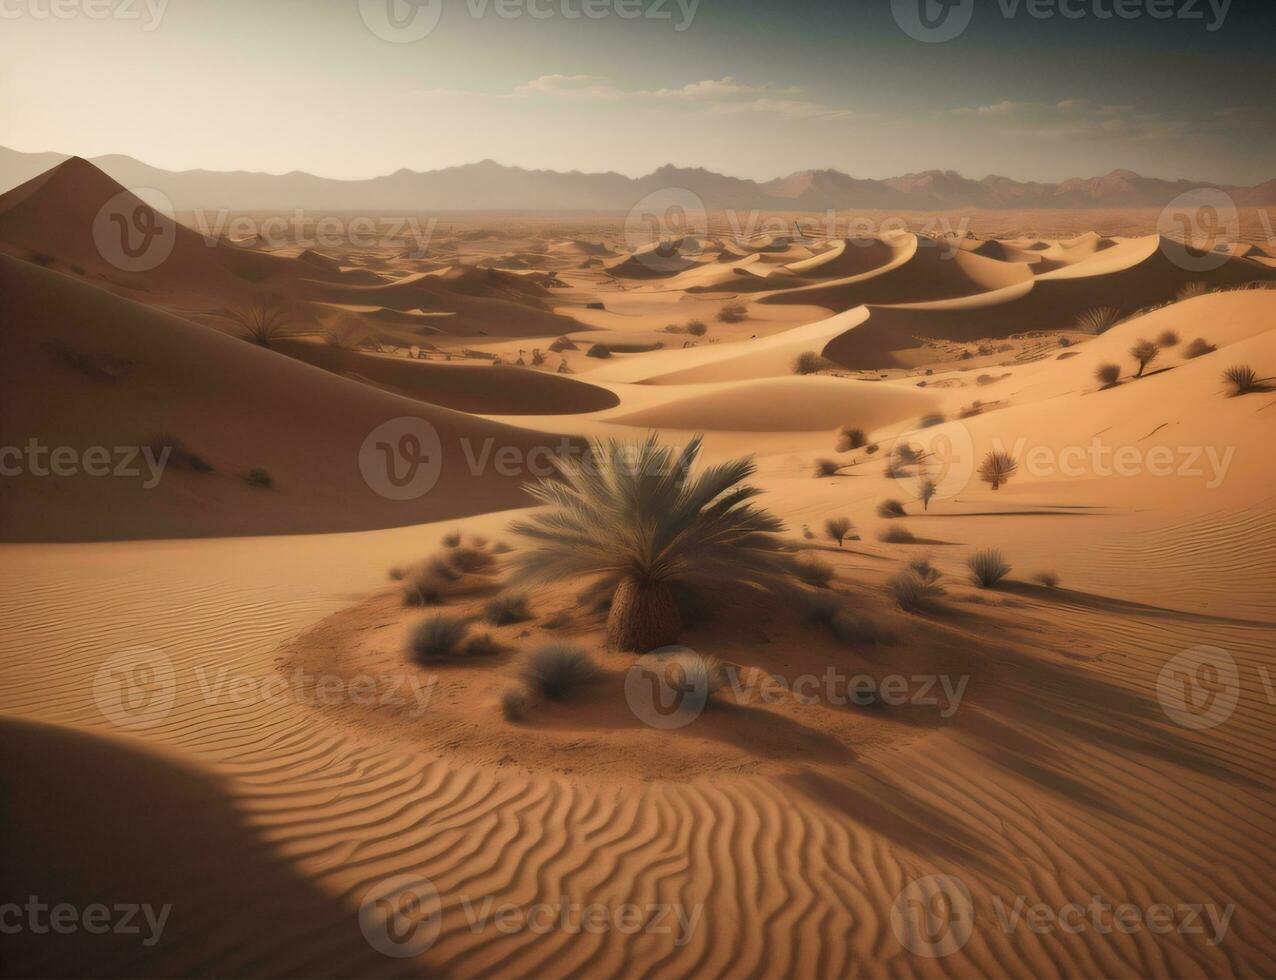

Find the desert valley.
xmin=2 ymin=2 xmax=1276 ymax=978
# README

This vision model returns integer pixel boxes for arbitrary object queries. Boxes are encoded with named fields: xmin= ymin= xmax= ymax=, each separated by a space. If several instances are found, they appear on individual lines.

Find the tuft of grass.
xmin=717 ymin=302 xmax=748 ymax=324
xmin=1094 ymin=363 xmax=1121 ymax=388
xmin=448 ymin=546 xmax=495 ymax=575
xmin=967 ymin=549 xmax=1012 ymax=588
xmin=794 ymin=553 xmax=835 ymax=588
xmin=794 ymin=350 xmax=830 ymax=375
xmin=879 ymin=525 xmax=916 ymax=544
xmin=1075 ymin=306 xmax=1122 ymax=335
xmin=814 ymin=458 xmax=841 ymax=478
xmin=221 ymin=293 xmax=294 ymax=348
xmin=877 ymin=499 xmax=906 ymax=519
xmin=1176 ymin=280 xmax=1210 ymax=302
xmin=653 ymin=649 xmax=728 ymax=704
xmin=402 ymin=570 xmax=447 ymax=607
xmin=1183 ymin=337 xmax=1217 ymax=359
xmin=1223 ymin=364 xmax=1270 ymax=395
xmin=1034 ymin=571 xmax=1060 ymax=588
xmin=824 ymin=517 xmax=853 ymax=547
xmin=889 ymin=569 xmax=946 ymax=612
xmin=500 ymin=688 xmax=528 ymax=722
xmin=836 ymin=426 xmax=867 ymax=451
xmin=408 ymin=615 xmax=472 ymax=662
xmin=484 ymin=592 xmax=533 ymax=625
xmin=685 ymin=320 xmax=708 ymax=337
xmin=1156 ymin=329 xmax=1181 ymax=348
xmin=519 ymin=644 xmax=600 ymax=701
xmin=908 ymin=556 xmax=942 ymax=585
xmin=978 ymin=451 xmax=1017 ymax=491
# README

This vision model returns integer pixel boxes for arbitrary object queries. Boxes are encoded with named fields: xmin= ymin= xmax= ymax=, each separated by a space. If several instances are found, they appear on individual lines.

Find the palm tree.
xmin=978 ymin=451 xmax=1017 ymax=491
xmin=507 ymin=434 xmax=791 ymax=651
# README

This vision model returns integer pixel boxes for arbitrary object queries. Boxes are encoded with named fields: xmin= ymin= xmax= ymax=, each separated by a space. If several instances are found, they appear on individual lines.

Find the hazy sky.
xmin=2 ymin=0 xmax=1273 ymax=184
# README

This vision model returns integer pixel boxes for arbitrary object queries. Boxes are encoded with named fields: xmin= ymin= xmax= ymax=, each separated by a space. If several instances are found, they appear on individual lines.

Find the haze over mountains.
xmin=3 ymin=146 xmax=1273 ymax=213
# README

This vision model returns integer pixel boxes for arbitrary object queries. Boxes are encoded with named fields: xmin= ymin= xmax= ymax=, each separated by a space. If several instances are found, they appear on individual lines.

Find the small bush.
xmin=794 ymin=553 xmax=835 ymax=587
xmin=1156 ymin=329 xmax=1181 ymax=348
xmin=794 ymin=351 xmax=829 ymax=375
xmin=485 ymin=592 xmax=533 ymax=625
xmin=1094 ymin=363 xmax=1121 ymax=387
xmin=1076 ymin=306 xmax=1122 ymax=335
xmin=1184 ymin=337 xmax=1217 ymax=359
xmin=586 ymin=343 xmax=613 ymax=359
xmin=917 ymin=413 xmax=945 ymax=429
xmin=877 ymin=499 xmax=906 ymax=519
xmin=968 ymin=549 xmax=1011 ymax=588
xmin=650 ymin=649 xmax=728 ymax=706
xmin=449 ymin=547 xmax=495 ymax=575
xmin=918 ymin=479 xmax=937 ymax=511
xmin=519 ymin=644 xmax=600 ymax=701
xmin=908 ymin=556 xmax=942 ymax=585
xmin=889 ymin=569 xmax=946 ymax=612
xmin=442 ymin=531 xmax=462 ymax=548
xmin=1034 ymin=571 xmax=1060 ymax=588
xmin=836 ymin=426 xmax=867 ymax=451
xmin=978 ymin=451 xmax=1017 ymax=491
xmin=402 ymin=571 xmax=447 ymax=607
xmin=825 ymin=517 xmax=853 ymax=547
xmin=1130 ymin=339 xmax=1160 ymax=378
xmin=717 ymin=302 xmax=748 ymax=324
xmin=814 ymin=458 xmax=840 ymax=478
xmin=408 ymin=615 xmax=472 ymax=662
xmin=388 ymin=566 xmax=407 ymax=581
xmin=1223 ymin=365 xmax=1269 ymax=395
xmin=685 ymin=320 xmax=708 ymax=337
xmin=500 ymin=688 xmax=528 ymax=722
xmin=879 ymin=525 xmax=916 ymax=544
xmin=865 ymin=443 xmax=879 ymax=455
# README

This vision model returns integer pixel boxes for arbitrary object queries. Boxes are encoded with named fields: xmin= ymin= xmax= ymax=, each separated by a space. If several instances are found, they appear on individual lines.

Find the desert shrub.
xmin=1130 ymin=339 xmax=1160 ymax=378
xmin=814 ymin=458 xmax=840 ymax=478
xmin=649 ymin=649 xmax=728 ymax=707
xmin=918 ymin=479 xmax=938 ymax=511
xmin=824 ymin=517 xmax=853 ymax=547
xmin=794 ymin=351 xmax=829 ymax=375
xmin=1076 ymin=306 xmax=1122 ymax=335
xmin=1176 ymin=280 xmax=1210 ymax=302
xmin=1034 ymin=571 xmax=1060 ymax=588
xmin=836 ymin=426 xmax=867 ymax=451
xmin=717 ymin=302 xmax=748 ymax=324
xmin=549 ymin=336 xmax=579 ymax=352
xmin=801 ymin=591 xmax=843 ymax=628
xmin=408 ymin=615 xmax=472 ymax=662
xmin=500 ymin=688 xmax=528 ymax=722
xmin=889 ymin=569 xmax=946 ymax=612
xmin=917 ymin=413 xmax=945 ymax=428
xmin=967 ymin=549 xmax=1012 ymax=588
xmin=1156 ymin=329 xmax=1181 ymax=348
xmin=879 ymin=525 xmax=916 ymax=544
xmin=245 ymin=467 xmax=273 ymax=489
xmin=484 ymin=592 xmax=532 ymax=625
xmin=402 ymin=570 xmax=447 ymax=607
xmin=507 ymin=434 xmax=791 ymax=652
xmin=388 ymin=566 xmax=407 ymax=581
xmin=221 ymin=292 xmax=294 ymax=347
xmin=794 ymin=553 xmax=835 ymax=588
xmin=685 ymin=320 xmax=708 ymax=336
xmin=877 ymin=499 xmax=906 ymax=519
xmin=449 ymin=546 xmax=495 ymax=574
xmin=442 ymin=530 xmax=462 ymax=548
xmin=908 ymin=556 xmax=942 ymax=585
xmin=978 ymin=451 xmax=1017 ymax=491
xmin=519 ymin=644 xmax=600 ymax=701
xmin=531 ymin=349 xmax=546 ymax=366
xmin=865 ymin=443 xmax=879 ymax=455
xmin=586 ymin=344 xmax=612 ymax=359
xmin=465 ymin=632 xmax=500 ymax=657
xmin=1223 ymin=365 xmax=1269 ymax=395
xmin=1094 ymin=363 xmax=1121 ymax=387
xmin=1183 ymin=337 xmax=1217 ymax=359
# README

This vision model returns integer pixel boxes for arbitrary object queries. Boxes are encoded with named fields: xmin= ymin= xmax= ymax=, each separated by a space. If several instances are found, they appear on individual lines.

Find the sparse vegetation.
xmin=917 ymin=413 xmax=945 ymax=428
xmin=1130 ymin=339 xmax=1160 ymax=378
xmin=836 ymin=426 xmax=867 ymax=451
xmin=1156 ymin=329 xmax=1181 ymax=348
xmin=1095 ymin=363 xmax=1121 ymax=388
xmin=685 ymin=319 xmax=708 ymax=337
xmin=500 ymin=688 xmax=528 ymax=722
xmin=918 ymin=479 xmax=937 ymax=511
xmin=877 ymin=499 xmax=906 ymax=519
xmin=1076 ymin=306 xmax=1122 ymax=335
xmin=889 ymin=569 xmax=946 ymax=612
xmin=1184 ymin=337 xmax=1217 ymax=359
xmin=968 ymin=549 xmax=1012 ymax=588
xmin=879 ymin=525 xmax=916 ymax=544
xmin=442 ymin=531 xmax=462 ymax=548
xmin=518 ymin=644 xmax=600 ymax=701
xmin=408 ymin=615 xmax=490 ymax=663
xmin=221 ymin=292 xmax=294 ymax=348
xmin=1034 ymin=571 xmax=1060 ymax=588
xmin=814 ymin=458 xmax=841 ymax=478
xmin=978 ymin=451 xmax=1017 ymax=491
xmin=507 ymin=435 xmax=792 ymax=651
xmin=1176 ymin=280 xmax=1210 ymax=302
xmin=1223 ymin=365 xmax=1270 ymax=395
xmin=484 ymin=592 xmax=533 ymax=625
xmin=794 ymin=351 xmax=831 ymax=375
xmin=908 ymin=556 xmax=943 ymax=585
xmin=717 ymin=302 xmax=748 ymax=324
xmin=586 ymin=343 xmax=612 ymax=359
xmin=824 ymin=517 xmax=853 ymax=547
xmin=794 ymin=553 xmax=835 ymax=587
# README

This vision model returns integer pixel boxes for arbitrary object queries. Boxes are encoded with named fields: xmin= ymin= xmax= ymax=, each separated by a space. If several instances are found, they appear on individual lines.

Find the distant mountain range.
xmin=2 ymin=146 xmax=1273 ymax=213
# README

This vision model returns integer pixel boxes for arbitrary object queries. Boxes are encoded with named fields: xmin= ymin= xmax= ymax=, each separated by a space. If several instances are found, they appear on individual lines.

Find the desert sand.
xmin=3 ymin=157 xmax=1276 ymax=979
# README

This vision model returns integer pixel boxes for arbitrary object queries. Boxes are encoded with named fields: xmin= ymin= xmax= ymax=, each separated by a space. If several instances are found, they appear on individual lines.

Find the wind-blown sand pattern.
xmin=3 ymin=149 xmax=1276 ymax=979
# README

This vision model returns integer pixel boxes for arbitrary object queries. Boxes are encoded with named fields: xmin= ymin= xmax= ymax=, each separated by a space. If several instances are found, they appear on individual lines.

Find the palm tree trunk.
xmin=606 ymin=579 xmax=681 ymax=652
